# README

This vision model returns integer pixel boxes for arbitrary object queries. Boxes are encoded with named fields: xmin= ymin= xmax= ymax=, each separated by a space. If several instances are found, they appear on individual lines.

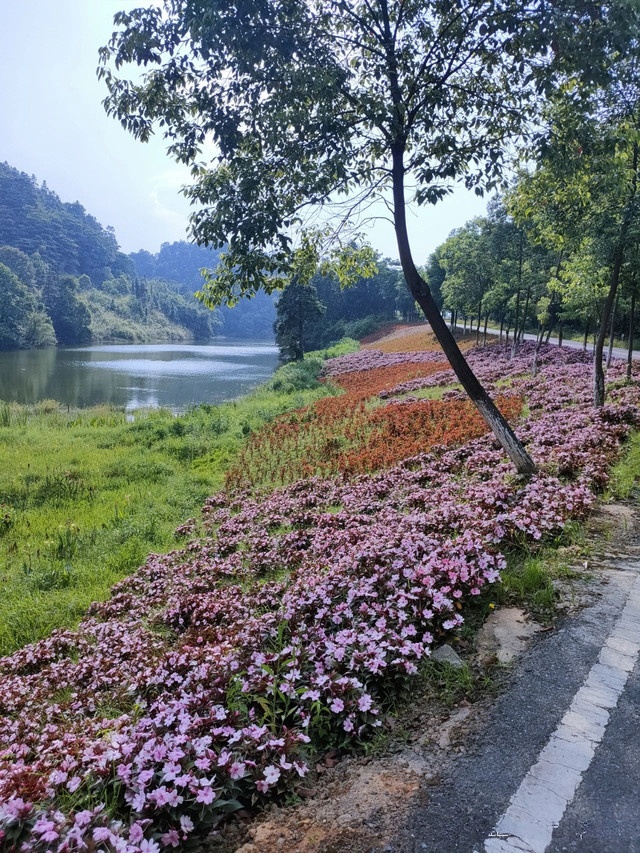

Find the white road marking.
xmin=481 ymin=573 xmax=640 ymax=853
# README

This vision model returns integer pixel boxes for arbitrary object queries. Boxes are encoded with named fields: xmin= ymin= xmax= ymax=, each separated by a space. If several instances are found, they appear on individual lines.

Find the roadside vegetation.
xmin=2 ymin=327 xmax=639 ymax=852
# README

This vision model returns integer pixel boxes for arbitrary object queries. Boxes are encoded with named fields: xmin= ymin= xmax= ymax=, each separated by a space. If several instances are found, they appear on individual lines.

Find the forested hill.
xmin=129 ymin=242 xmax=277 ymax=338
xmin=0 ymin=162 xmax=258 ymax=349
xmin=0 ymin=163 xmax=134 ymax=285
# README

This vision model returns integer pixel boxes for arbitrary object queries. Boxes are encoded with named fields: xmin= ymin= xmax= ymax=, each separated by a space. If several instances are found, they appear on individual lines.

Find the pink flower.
xmin=161 ymin=829 xmax=180 ymax=848
xmin=230 ymin=761 xmax=246 ymax=780
xmin=129 ymin=823 xmax=145 ymax=843
xmin=180 ymin=815 xmax=194 ymax=833
xmin=93 ymin=826 xmax=114 ymax=842
xmin=67 ymin=776 xmax=82 ymax=793
xmin=196 ymin=786 xmax=216 ymax=805
xmin=263 ymin=765 xmax=281 ymax=786
xmin=358 ymin=693 xmax=373 ymax=712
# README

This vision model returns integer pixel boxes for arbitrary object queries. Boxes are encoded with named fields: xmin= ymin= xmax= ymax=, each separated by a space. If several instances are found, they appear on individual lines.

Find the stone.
xmin=432 ymin=643 xmax=464 ymax=668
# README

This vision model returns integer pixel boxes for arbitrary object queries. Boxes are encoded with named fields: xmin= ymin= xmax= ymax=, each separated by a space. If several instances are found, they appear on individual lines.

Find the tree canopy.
xmin=100 ymin=0 xmax=638 ymax=472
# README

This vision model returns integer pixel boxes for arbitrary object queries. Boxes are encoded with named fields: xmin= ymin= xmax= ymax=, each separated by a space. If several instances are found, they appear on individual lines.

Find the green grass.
xmin=607 ymin=429 xmax=640 ymax=500
xmin=490 ymin=521 xmax=588 ymax=621
xmin=0 ymin=356 xmax=336 ymax=656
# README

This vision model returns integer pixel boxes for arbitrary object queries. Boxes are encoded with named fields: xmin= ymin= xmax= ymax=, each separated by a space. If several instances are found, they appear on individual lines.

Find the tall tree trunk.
xmin=483 ymin=314 xmax=488 ymax=346
xmin=520 ymin=282 xmax=532 ymax=344
xmin=391 ymin=143 xmax=536 ymax=475
xmin=606 ymin=291 xmax=620 ymax=370
xmin=558 ymin=323 xmax=564 ymax=348
xmin=596 ymin=140 xmax=639 ymax=403
xmin=499 ymin=315 xmax=504 ymax=343
xmin=511 ymin=229 xmax=524 ymax=356
xmin=628 ymin=292 xmax=636 ymax=382
xmin=583 ymin=321 xmax=589 ymax=351
xmin=533 ymin=341 xmax=540 ymax=377
xmin=594 ymin=244 xmax=625 ymax=405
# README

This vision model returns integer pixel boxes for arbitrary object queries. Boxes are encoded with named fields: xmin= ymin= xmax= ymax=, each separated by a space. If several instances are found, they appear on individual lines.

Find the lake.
xmin=0 ymin=342 xmax=280 ymax=413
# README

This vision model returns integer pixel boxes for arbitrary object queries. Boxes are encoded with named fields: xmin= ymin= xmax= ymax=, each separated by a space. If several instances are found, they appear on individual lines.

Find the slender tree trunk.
xmin=628 ymin=293 xmax=635 ymax=382
xmin=558 ymin=323 xmax=564 ymax=348
xmin=391 ymin=142 xmax=536 ymax=475
xmin=511 ymin=230 xmax=524 ymax=356
xmin=583 ymin=321 xmax=589 ymax=351
xmin=483 ymin=314 xmax=488 ymax=346
xmin=594 ymin=243 xmax=626 ymax=406
xmin=476 ymin=297 xmax=482 ymax=346
xmin=606 ymin=291 xmax=620 ymax=370
xmin=499 ymin=316 xmax=504 ymax=343
xmin=520 ymin=282 xmax=532 ymax=344
xmin=296 ymin=286 xmax=304 ymax=360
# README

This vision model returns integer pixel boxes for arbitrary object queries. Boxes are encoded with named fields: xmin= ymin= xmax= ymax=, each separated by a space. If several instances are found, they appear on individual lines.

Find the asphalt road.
xmin=390 ymin=556 xmax=640 ymax=853
xmin=466 ymin=326 xmax=638 ymax=363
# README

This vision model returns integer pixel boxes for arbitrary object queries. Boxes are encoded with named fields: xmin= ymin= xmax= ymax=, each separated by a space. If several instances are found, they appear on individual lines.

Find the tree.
xmin=100 ymin=1 xmax=631 ymax=472
xmin=274 ymin=279 xmax=326 ymax=361
xmin=0 ymin=263 xmax=38 ymax=350
xmin=43 ymin=275 xmax=92 ymax=346
xmin=440 ymin=220 xmax=495 ymax=340
xmin=510 ymin=55 xmax=640 ymax=405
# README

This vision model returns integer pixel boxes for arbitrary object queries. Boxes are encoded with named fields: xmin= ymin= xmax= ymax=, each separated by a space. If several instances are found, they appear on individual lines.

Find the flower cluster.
xmin=0 ymin=341 xmax=638 ymax=851
xmin=226 ymin=360 xmax=461 ymax=490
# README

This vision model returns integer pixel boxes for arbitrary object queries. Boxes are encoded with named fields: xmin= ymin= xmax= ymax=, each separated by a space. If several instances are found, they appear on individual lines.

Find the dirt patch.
xmin=587 ymin=502 xmax=640 ymax=557
xmin=218 ymin=701 xmax=485 ymax=853
xmin=474 ymin=607 xmax=541 ymax=665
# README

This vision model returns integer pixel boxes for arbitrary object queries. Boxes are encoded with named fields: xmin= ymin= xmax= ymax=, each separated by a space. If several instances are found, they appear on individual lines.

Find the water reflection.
xmin=0 ymin=342 xmax=279 ymax=412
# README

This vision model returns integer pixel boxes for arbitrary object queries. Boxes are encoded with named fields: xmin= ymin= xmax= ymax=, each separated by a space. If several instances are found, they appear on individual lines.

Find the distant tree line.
xmin=274 ymin=256 xmax=416 ymax=361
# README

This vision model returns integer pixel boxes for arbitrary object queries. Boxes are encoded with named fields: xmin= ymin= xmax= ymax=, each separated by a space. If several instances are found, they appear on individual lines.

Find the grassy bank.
xmin=0 ymin=341 xmax=358 ymax=656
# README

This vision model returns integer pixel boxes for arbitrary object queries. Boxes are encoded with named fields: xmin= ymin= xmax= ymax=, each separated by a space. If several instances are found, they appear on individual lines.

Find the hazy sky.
xmin=0 ymin=0 xmax=488 ymax=260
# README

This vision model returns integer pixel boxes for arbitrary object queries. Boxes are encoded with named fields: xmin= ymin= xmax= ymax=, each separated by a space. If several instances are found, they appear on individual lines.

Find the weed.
xmin=608 ymin=430 xmax=640 ymax=499
xmin=0 ymin=401 xmax=11 ymax=427
xmin=0 ymin=503 xmax=15 ymax=535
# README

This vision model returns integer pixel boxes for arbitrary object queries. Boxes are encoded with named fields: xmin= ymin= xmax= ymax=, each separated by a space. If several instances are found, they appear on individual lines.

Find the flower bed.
xmin=1 ymin=342 xmax=639 ymax=851
xmin=226 ymin=359 xmax=452 ymax=490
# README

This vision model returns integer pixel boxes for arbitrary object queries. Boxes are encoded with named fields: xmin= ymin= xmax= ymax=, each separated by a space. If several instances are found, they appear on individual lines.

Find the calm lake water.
xmin=0 ymin=342 xmax=280 ymax=413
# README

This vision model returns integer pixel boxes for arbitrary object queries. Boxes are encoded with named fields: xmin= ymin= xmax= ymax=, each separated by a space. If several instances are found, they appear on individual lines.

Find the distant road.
xmin=460 ymin=324 xmax=640 ymax=361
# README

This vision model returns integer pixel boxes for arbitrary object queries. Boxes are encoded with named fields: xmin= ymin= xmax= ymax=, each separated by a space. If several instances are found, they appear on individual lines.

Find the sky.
xmin=0 ymin=0 xmax=489 ymax=261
